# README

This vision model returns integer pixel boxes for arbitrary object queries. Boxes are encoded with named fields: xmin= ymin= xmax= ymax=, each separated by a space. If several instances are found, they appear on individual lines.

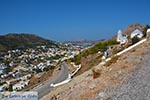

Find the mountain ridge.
xmin=0 ymin=33 xmax=58 ymax=51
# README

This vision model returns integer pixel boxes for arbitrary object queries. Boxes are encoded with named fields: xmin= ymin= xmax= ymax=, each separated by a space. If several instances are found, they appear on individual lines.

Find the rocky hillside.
xmin=0 ymin=33 xmax=58 ymax=51
xmin=68 ymin=23 xmax=149 ymax=76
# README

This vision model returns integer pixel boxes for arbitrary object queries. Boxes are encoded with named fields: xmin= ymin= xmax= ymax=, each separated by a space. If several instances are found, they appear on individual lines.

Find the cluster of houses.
xmin=12 ymin=80 xmax=30 ymax=90
xmin=0 ymin=63 xmax=7 ymax=75
xmin=33 ymin=63 xmax=47 ymax=71
xmin=0 ymin=74 xmax=31 ymax=92
xmin=1 ymin=71 xmax=19 ymax=79
xmin=0 ymin=44 xmax=81 ymax=92
xmin=12 ymin=74 xmax=31 ymax=90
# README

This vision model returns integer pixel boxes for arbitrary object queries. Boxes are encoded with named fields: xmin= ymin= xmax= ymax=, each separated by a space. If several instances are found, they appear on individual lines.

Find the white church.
xmin=117 ymin=30 xmax=128 ymax=44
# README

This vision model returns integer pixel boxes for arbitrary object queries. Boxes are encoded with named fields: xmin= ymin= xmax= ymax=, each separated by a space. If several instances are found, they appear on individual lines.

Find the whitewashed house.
xmin=12 ymin=80 xmax=29 ymax=90
xmin=117 ymin=30 xmax=128 ymax=44
xmin=13 ymin=83 xmax=23 ymax=90
xmin=0 ymin=85 xmax=6 ymax=92
xmin=130 ymin=29 xmax=143 ymax=39
xmin=102 ymin=51 xmax=108 ymax=60
xmin=12 ymin=71 xmax=21 ymax=78
xmin=1 ymin=74 xmax=9 ymax=78
xmin=0 ymin=69 xmax=3 ymax=74
xmin=20 ymin=74 xmax=31 ymax=81
xmin=34 ymin=63 xmax=46 ymax=71
xmin=0 ymin=63 xmax=7 ymax=69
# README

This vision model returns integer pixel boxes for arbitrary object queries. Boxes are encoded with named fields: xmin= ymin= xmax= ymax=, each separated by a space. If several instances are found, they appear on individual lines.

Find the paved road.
xmin=50 ymin=62 xmax=69 ymax=84
xmin=33 ymin=62 xmax=69 ymax=99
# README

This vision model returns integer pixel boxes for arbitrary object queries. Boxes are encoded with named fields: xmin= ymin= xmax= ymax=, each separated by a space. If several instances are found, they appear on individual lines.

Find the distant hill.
xmin=64 ymin=39 xmax=104 ymax=47
xmin=0 ymin=33 xmax=58 ymax=51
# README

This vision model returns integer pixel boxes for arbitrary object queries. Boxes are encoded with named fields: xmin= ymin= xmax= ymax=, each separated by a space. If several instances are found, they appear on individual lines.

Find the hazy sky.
xmin=0 ymin=0 xmax=150 ymax=41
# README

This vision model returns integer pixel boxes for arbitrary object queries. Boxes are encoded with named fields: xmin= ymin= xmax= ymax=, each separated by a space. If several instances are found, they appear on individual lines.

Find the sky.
xmin=0 ymin=0 xmax=150 ymax=42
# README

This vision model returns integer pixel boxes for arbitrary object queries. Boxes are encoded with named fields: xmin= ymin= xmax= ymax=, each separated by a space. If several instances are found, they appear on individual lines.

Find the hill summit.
xmin=0 ymin=33 xmax=57 ymax=51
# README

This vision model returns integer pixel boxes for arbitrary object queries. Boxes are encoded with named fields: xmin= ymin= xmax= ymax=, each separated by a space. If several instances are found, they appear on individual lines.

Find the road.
xmin=33 ymin=62 xmax=69 ymax=99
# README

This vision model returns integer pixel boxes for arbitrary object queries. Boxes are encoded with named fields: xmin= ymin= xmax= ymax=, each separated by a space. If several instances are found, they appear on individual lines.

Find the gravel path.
xmin=95 ymin=49 xmax=150 ymax=100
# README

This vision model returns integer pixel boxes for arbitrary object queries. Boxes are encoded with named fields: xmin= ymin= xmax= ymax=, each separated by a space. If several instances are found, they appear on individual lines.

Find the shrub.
xmin=73 ymin=55 xmax=81 ymax=65
xmin=92 ymin=67 xmax=102 ymax=79
xmin=70 ymin=38 xmax=119 ymax=64
xmin=105 ymin=56 xmax=119 ymax=67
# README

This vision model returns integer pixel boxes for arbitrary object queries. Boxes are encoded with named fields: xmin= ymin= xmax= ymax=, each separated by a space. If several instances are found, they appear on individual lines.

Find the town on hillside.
xmin=0 ymin=42 xmax=83 ymax=92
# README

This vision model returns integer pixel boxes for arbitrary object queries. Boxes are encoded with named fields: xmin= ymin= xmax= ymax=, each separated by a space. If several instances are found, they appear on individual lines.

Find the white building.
xmin=20 ymin=74 xmax=31 ymax=81
xmin=0 ymin=69 xmax=3 ymax=74
xmin=130 ymin=29 xmax=143 ymax=39
xmin=147 ymin=28 xmax=150 ymax=33
xmin=12 ymin=80 xmax=29 ymax=90
xmin=117 ymin=30 xmax=128 ymax=44
xmin=0 ymin=85 xmax=6 ymax=92
xmin=102 ymin=51 xmax=108 ymax=60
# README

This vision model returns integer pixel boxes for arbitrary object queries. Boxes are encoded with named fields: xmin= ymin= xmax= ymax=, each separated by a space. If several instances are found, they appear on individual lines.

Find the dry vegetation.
xmin=92 ymin=67 xmax=102 ymax=79
xmin=105 ymin=56 xmax=119 ymax=67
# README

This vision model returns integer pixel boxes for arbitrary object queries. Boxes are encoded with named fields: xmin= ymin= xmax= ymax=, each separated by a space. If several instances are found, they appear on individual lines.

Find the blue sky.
xmin=0 ymin=0 xmax=150 ymax=42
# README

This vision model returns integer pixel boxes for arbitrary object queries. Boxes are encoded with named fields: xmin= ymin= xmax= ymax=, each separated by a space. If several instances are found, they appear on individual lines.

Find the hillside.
xmin=44 ymin=33 xmax=150 ymax=100
xmin=43 ymin=23 xmax=150 ymax=100
xmin=0 ymin=33 xmax=58 ymax=51
xmin=68 ymin=23 xmax=149 ymax=76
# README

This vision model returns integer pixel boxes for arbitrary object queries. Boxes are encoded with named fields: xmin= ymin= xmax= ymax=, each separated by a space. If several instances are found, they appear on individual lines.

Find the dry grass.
xmin=105 ymin=97 xmax=112 ymax=100
xmin=140 ymin=51 xmax=146 ymax=56
xmin=92 ymin=67 xmax=102 ymax=79
xmin=121 ymin=65 xmax=128 ymax=70
xmin=105 ymin=56 xmax=119 ymax=67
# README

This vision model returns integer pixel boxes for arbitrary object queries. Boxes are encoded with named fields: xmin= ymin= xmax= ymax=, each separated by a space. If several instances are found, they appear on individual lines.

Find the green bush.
xmin=74 ymin=55 xmax=81 ymax=65
xmin=70 ymin=38 xmax=119 ymax=65
xmin=89 ymin=39 xmax=119 ymax=54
